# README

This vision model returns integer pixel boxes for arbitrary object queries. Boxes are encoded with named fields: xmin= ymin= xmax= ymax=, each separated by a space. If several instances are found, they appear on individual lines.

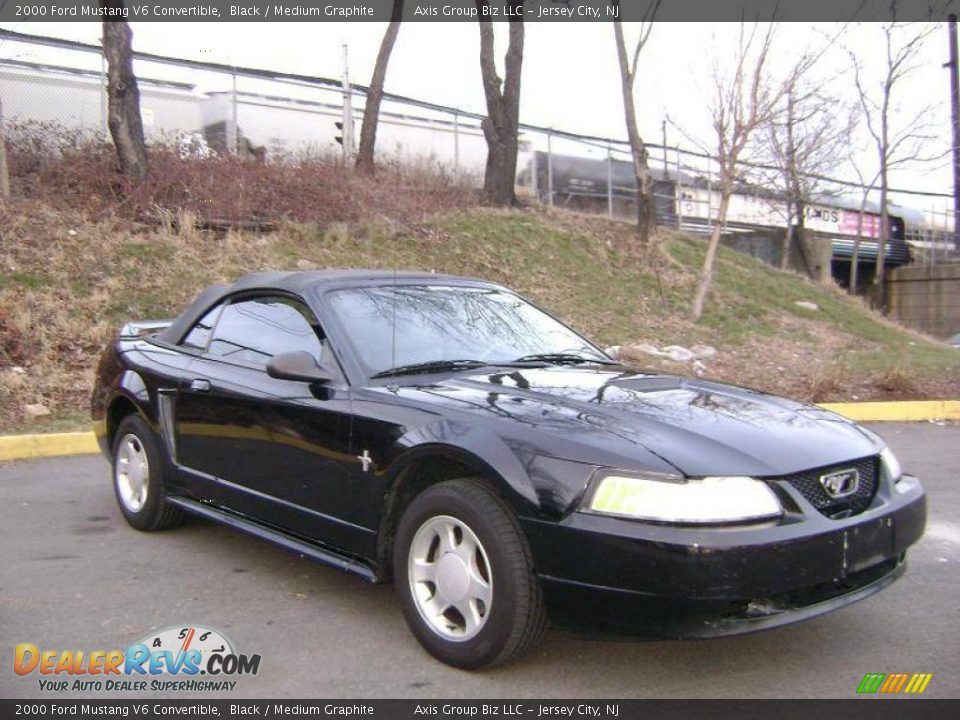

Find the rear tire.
xmin=112 ymin=414 xmax=183 ymax=532
xmin=394 ymin=478 xmax=547 ymax=669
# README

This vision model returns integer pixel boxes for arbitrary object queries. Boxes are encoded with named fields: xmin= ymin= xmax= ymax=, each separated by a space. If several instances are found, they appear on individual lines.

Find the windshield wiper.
xmin=512 ymin=353 xmax=619 ymax=366
xmin=371 ymin=359 xmax=488 ymax=379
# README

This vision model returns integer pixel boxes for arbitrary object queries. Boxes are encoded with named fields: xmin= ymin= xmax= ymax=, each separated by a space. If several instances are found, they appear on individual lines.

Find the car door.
xmin=173 ymin=293 xmax=369 ymax=556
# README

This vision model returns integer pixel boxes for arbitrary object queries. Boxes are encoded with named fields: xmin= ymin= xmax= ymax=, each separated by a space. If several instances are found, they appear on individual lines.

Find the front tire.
xmin=112 ymin=414 xmax=183 ymax=532
xmin=394 ymin=478 xmax=546 ymax=669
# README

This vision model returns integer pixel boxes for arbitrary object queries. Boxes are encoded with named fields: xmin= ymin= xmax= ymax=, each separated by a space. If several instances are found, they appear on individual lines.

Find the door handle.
xmin=189 ymin=378 xmax=212 ymax=392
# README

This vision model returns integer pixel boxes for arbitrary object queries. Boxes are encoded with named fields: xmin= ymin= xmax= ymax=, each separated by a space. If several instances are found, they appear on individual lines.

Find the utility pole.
xmin=947 ymin=14 xmax=960 ymax=251
xmin=341 ymin=43 xmax=356 ymax=160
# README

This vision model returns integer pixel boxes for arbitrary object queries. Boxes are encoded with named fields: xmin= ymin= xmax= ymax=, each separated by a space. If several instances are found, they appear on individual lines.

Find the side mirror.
xmin=266 ymin=351 xmax=333 ymax=384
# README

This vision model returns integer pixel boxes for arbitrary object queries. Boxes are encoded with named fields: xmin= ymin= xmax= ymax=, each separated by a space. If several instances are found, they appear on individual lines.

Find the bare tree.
xmin=850 ymin=20 xmax=940 ymax=309
xmin=101 ymin=1 xmax=148 ymax=182
xmin=476 ymin=0 xmax=524 ymax=206
xmin=691 ymin=23 xmax=790 ymax=320
xmin=764 ymin=67 xmax=855 ymax=276
xmin=356 ymin=0 xmax=404 ymax=174
xmin=612 ymin=0 xmax=660 ymax=243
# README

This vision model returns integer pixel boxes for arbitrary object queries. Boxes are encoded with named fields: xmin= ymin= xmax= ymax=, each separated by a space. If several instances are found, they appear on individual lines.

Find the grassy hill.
xmin=1 ymin=200 xmax=957 ymax=433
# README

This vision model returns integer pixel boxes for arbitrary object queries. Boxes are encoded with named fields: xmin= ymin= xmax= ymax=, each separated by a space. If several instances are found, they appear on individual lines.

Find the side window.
xmin=206 ymin=296 xmax=325 ymax=366
xmin=181 ymin=304 xmax=223 ymax=351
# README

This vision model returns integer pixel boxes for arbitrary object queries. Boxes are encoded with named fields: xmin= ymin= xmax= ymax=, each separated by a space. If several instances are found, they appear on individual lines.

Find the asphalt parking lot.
xmin=1 ymin=422 xmax=958 ymax=699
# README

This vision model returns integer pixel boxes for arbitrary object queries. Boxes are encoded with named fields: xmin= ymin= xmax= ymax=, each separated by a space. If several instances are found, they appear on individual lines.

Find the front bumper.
xmin=520 ymin=474 xmax=926 ymax=637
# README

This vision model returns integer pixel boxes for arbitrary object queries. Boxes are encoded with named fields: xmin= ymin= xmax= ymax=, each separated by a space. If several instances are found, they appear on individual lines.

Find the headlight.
xmin=586 ymin=472 xmax=782 ymax=525
xmin=880 ymin=446 xmax=903 ymax=484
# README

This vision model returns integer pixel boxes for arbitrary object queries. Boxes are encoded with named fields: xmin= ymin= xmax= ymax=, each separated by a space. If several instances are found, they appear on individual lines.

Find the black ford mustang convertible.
xmin=92 ymin=270 xmax=926 ymax=668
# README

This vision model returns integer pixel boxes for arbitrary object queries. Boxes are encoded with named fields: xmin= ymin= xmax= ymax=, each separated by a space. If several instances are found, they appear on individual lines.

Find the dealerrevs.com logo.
xmin=14 ymin=625 xmax=261 ymax=693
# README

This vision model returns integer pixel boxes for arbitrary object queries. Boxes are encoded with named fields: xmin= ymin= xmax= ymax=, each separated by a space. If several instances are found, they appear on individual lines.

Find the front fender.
xmin=386 ymin=418 xmax=541 ymax=515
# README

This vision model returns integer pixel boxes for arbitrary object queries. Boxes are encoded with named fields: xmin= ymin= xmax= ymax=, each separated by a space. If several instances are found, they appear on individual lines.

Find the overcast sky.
xmin=1 ymin=20 xmax=955 ymax=214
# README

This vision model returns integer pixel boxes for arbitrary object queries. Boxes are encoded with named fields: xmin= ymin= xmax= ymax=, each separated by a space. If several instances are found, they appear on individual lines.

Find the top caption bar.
xmin=0 ymin=0 xmax=953 ymax=23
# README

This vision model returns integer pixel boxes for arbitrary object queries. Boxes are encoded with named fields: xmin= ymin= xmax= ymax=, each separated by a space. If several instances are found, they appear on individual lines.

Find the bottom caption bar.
xmin=1 ymin=700 xmax=958 ymax=720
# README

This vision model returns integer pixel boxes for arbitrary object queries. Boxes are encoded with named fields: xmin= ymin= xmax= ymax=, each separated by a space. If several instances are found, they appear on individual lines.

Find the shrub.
xmin=4 ymin=121 xmax=478 ymax=227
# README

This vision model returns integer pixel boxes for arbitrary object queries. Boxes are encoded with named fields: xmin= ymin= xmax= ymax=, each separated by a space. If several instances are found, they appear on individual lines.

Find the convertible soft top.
xmin=156 ymin=268 xmax=494 ymax=345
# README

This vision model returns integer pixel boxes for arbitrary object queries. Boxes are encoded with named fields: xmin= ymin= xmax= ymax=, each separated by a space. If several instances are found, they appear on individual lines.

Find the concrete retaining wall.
xmin=886 ymin=263 xmax=960 ymax=339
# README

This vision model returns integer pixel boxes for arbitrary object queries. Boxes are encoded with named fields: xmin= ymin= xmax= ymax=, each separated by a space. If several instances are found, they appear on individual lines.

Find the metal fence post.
xmin=100 ymin=53 xmax=107 ymax=136
xmin=546 ymin=130 xmax=553 ymax=206
xmin=661 ymin=119 xmax=669 ymax=181
xmin=340 ymin=44 xmax=356 ymax=161
xmin=453 ymin=111 xmax=460 ymax=177
xmin=676 ymin=153 xmax=684 ymax=231
xmin=607 ymin=143 xmax=614 ymax=220
xmin=0 ymin=97 xmax=9 ymax=199
xmin=229 ymin=65 xmax=238 ymax=155
xmin=707 ymin=158 xmax=714 ymax=226
xmin=530 ymin=141 xmax=538 ymax=196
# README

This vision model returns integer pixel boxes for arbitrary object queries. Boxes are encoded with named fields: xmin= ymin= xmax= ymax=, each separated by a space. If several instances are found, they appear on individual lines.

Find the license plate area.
xmin=843 ymin=516 xmax=894 ymax=575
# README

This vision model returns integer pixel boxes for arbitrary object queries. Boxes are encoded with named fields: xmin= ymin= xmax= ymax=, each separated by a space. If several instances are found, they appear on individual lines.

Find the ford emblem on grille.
xmin=819 ymin=468 xmax=860 ymax=498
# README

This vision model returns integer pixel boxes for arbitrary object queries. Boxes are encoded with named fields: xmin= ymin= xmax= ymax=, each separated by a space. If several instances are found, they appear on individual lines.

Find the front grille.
xmin=778 ymin=456 xmax=880 ymax=519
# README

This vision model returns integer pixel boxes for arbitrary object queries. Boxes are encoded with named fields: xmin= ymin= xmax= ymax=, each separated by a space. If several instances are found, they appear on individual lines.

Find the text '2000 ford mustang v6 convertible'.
xmin=91 ymin=270 xmax=926 ymax=668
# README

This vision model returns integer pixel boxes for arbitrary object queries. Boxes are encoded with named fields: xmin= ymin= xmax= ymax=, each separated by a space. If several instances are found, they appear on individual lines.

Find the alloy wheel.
xmin=407 ymin=514 xmax=493 ymax=641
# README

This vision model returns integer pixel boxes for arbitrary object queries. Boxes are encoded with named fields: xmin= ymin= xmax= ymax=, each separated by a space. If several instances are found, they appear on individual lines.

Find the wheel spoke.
xmin=468 ymin=570 xmax=492 ymax=606
xmin=457 ymin=533 xmax=477 ymax=561
xmin=454 ymin=598 xmax=482 ymax=635
xmin=423 ymin=595 xmax=448 ymax=622
xmin=410 ymin=558 xmax=436 ymax=584
xmin=438 ymin=522 xmax=459 ymax=554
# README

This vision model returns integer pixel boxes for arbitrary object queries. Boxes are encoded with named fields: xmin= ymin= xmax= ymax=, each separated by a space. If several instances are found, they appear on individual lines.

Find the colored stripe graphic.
xmin=904 ymin=674 xmax=933 ymax=694
xmin=857 ymin=673 xmax=885 ymax=693
xmin=857 ymin=672 xmax=932 ymax=694
xmin=880 ymin=673 xmax=909 ymax=693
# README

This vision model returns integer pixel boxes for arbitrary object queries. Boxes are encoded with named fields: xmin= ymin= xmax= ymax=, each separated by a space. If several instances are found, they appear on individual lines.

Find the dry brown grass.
xmin=4 ymin=121 xmax=477 ymax=227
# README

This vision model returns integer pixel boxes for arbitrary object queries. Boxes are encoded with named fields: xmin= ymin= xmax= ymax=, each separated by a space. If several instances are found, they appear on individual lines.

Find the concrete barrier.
xmin=886 ymin=263 xmax=960 ymax=339
xmin=0 ymin=432 xmax=99 ymax=462
xmin=819 ymin=400 xmax=960 ymax=423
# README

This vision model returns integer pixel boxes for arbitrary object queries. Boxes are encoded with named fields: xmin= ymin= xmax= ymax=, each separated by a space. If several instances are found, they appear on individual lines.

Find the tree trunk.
xmin=476 ymin=0 xmax=524 ymax=206
xmin=612 ymin=15 xmax=655 ymax=244
xmin=871 ymin=82 xmax=891 ymax=310
xmin=355 ymin=0 xmax=404 ymax=174
xmin=874 ymin=171 xmax=889 ymax=310
xmin=794 ymin=199 xmax=819 ymax=280
xmin=101 ymin=4 xmax=147 ymax=183
xmin=849 ymin=198 xmax=867 ymax=294
xmin=692 ymin=186 xmax=732 ymax=320
xmin=780 ymin=199 xmax=794 ymax=270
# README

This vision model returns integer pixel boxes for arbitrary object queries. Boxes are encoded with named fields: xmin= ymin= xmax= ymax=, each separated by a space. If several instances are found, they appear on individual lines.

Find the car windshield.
xmin=327 ymin=285 xmax=611 ymax=377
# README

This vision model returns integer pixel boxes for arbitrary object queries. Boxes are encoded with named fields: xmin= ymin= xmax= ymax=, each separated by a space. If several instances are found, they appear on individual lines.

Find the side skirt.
xmin=167 ymin=496 xmax=377 ymax=583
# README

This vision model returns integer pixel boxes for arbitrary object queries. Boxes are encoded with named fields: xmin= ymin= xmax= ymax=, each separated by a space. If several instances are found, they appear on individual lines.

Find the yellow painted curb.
xmin=818 ymin=400 xmax=960 ymax=423
xmin=0 ymin=432 xmax=99 ymax=462
xmin=0 ymin=400 xmax=957 ymax=462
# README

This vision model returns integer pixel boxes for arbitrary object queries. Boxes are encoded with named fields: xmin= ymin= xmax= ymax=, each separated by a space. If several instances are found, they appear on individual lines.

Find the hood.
xmin=395 ymin=366 xmax=881 ymax=477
